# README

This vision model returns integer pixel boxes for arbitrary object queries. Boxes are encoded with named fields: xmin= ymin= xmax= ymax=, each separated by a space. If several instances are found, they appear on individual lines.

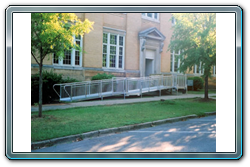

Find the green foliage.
xmin=168 ymin=13 xmax=216 ymax=77
xmin=91 ymin=73 xmax=115 ymax=81
xmin=188 ymin=77 xmax=204 ymax=91
xmin=31 ymin=70 xmax=79 ymax=105
xmin=31 ymin=13 xmax=94 ymax=116
xmin=62 ymin=77 xmax=79 ymax=83
xmin=31 ymin=13 xmax=94 ymax=60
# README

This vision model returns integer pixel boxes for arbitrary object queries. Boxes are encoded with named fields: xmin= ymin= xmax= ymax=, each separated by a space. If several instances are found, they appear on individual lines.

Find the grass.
xmin=31 ymin=98 xmax=216 ymax=142
xmin=187 ymin=89 xmax=216 ymax=94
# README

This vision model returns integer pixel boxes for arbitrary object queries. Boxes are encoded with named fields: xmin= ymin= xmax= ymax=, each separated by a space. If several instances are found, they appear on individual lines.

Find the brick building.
xmin=31 ymin=13 xmax=216 ymax=87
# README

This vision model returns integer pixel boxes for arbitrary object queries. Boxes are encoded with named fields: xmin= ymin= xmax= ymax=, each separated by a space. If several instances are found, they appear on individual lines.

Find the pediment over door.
xmin=139 ymin=27 xmax=166 ymax=41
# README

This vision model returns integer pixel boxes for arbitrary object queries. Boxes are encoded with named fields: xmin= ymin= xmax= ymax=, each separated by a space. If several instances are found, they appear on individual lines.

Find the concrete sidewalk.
xmin=31 ymin=93 xmax=216 ymax=112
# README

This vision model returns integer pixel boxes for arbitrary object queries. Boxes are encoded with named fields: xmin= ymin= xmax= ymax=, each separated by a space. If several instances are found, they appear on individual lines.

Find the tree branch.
xmin=31 ymin=52 xmax=40 ymax=65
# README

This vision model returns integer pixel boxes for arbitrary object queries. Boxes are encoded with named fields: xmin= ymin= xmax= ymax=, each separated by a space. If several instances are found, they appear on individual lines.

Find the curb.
xmin=31 ymin=112 xmax=216 ymax=150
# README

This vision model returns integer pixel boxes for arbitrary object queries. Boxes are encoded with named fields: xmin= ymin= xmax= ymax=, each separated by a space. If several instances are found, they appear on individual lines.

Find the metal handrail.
xmin=53 ymin=84 xmax=61 ymax=99
xmin=53 ymin=74 xmax=187 ymax=102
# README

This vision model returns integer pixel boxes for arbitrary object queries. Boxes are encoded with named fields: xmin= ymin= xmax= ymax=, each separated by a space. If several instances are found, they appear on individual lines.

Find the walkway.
xmin=31 ymin=93 xmax=216 ymax=112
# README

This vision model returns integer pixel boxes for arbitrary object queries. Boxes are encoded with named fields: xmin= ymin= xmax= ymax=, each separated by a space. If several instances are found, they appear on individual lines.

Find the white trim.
xmin=103 ymin=26 xmax=126 ymax=36
xmin=178 ymin=58 xmax=180 ymax=73
xmin=71 ymin=35 xmax=75 ymax=66
xmin=102 ymin=31 xmax=125 ymax=70
xmin=104 ymin=32 xmax=109 ymax=68
xmin=172 ymin=17 xmax=176 ymax=26
xmin=115 ymin=35 xmax=119 ymax=68
xmin=193 ymin=62 xmax=204 ymax=75
xmin=74 ymin=35 xmax=82 ymax=67
xmin=122 ymin=36 xmax=125 ymax=69
xmin=52 ymin=35 xmax=82 ymax=67
xmin=194 ymin=64 xmax=197 ymax=74
xmin=199 ymin=62 xmax=202 ymax=74
xmin=171 ymin=50 xmax=180 ymax=73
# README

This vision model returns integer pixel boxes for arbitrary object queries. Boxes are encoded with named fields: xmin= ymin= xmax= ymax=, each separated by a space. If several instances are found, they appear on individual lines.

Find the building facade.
xmin=31 ymin=13 xmax=216 ymax=88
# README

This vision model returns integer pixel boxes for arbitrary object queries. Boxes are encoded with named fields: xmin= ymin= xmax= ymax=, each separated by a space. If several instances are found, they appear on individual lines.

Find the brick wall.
xmin=83 ymin=13 xmax=104 ymax=68
xmin=31 ymin=13 xmax=216 ymax=88
xmin=160 ymin=13 xmax=172 ymax=73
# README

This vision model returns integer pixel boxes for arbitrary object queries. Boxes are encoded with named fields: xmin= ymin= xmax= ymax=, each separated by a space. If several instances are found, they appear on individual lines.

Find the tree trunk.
xmin=37 ymin=44 xmax=44 ymax=117
xmin=204 ymin=75 xmax=209 ymax=100
xmin=38 ymin=59 xmax=43 ymax=117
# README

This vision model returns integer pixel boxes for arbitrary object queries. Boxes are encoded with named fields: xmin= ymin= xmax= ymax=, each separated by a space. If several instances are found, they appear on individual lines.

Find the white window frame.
xmin=172 ymin=17 xmax=176 ymax=26
xmin=102 ymin=32 xmax=125 ymax=69
xmin=171 ymin=50 xmax=181 ymax=73
xmin=193 ymin=62 xmax=204 ymax=75
xmin=142 ymin=13 xmax=159 ymax=22
xmin=53 ymin=35 xmax=82 ymax=67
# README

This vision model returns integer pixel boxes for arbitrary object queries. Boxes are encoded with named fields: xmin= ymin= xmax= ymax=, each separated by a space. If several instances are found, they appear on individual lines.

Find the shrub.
xmin=188 ymin=77 xmax=204 ymax=91
xmin=31 ymin=70 xmax=79 ymax=105
xmin=91 ymin=73 xmax=114 ymax=81
xmin=61 ymin=77 xmax=79 ymax=83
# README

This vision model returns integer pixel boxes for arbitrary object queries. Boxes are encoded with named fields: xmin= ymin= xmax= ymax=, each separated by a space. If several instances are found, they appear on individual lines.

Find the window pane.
xmin=170 ymin=54 xmax=173 ymax=72
xmin=147 ymin=13 xmax=152 ymax=18
xmin=154 ymin=13 xmax=158 ymax=19
xmin=110 ymin=46 xmax=116 ymax=54
xmin=196 ymin=65 xmax=200 ymax=73
xmin=110 ymin=34 xmax=117 ymax=45
xmin=53 ymin=55 xmax=58 ymax=64
xmin=172 ymin=17 xmax=175 ymax=25
xmin=103 ymin=54 xmax=107 ymax=67
xmin=110 ymin=55 xmax=116 ymax=68
xmin=119 ymin=36 xmax=123 ymax=46
xmin=109 ymin=45 xmax=116 ymax=68
xmin=142 ymin=13 xmax=146 ymax=16
xmin=119 ymin=47 xmax=123 ymax=68
xmin=76 ymin=41 xmax=81 ymax=49
xmin=63 ymin=50 xmax=71 ymax=65
xmin=119 ymin=47 xmax=123 ymax=56
xmin=174 ymin=55 xmax=178 ymax=72
xmin=174 ymin=49 xmax=179 ymax=54
xmin=103 ymin=33 xmax=108 ymax=43
xmin=75 ymin=51 xmax=80 ymax=65
xmin=119 ymin=56 xmax=122 ymax=68
xmin=75 ymin=35 xmax=81 ymax=40
xmin=103 ymin=45 xmax=107 ymax=53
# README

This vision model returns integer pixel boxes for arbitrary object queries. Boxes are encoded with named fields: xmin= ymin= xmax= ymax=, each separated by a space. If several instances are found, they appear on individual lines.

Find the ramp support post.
xmin=123 ymin=79 xmax=126 ymax=100
xmin=159 ymin=78 xmax=161 ymax=97
xmin=100 ymin=80 xmax=103 ymax=100
xmin=140 ymin=79 xmax=142 ymax=98
xmin=70 ymin=84 xmax=73 ymax=102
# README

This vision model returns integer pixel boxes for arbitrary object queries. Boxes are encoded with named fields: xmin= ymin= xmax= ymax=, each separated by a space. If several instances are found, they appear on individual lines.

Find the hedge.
xmin=91 ymin=73 xmax=114 ymax=81
xmin=31 ymin=70 xmax=79 ymax=105
xmin=188 ymin=77 xmax=204 ymax=91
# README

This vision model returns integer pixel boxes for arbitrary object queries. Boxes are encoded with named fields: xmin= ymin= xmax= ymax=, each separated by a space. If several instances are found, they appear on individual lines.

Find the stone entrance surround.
xmin=139 ymin=27 xmax=166 ymax=77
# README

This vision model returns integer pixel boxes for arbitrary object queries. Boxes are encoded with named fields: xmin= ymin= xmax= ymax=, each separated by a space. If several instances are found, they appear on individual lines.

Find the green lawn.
xmin=31 ymin=98 xmax=216 ymax=142
xmin=187 ymin=89 xmax=216 ymax=94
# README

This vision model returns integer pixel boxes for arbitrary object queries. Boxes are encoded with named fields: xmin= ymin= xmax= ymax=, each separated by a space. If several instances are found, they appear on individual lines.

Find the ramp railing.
xmin=53 ymin=74 xmax=187 ymax=102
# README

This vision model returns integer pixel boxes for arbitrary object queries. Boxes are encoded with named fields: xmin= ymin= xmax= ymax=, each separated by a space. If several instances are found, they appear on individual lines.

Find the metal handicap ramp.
xmin=53 ymin=75 xmax=187 ymax=102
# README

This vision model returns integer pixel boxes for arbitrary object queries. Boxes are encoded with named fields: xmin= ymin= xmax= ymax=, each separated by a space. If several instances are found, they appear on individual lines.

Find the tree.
xmin=168 ymin=13 xmax=216 ymax=100
xmin=31 ymin=13 xmax=94 ymax=117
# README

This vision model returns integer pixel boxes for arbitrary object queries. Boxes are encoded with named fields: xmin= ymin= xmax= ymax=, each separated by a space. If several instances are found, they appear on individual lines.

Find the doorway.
xmin=145 ymin=49 xmax=155 ymax=76
xmin=145 ymin=59 xmax=154 ymax=76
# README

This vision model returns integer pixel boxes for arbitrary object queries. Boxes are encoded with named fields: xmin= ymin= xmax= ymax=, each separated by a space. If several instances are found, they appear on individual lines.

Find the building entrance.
xmin=145 ymin=49 xmax=155 ymax=76
xmin=139 ymin=27 xmax=166 ymax=77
